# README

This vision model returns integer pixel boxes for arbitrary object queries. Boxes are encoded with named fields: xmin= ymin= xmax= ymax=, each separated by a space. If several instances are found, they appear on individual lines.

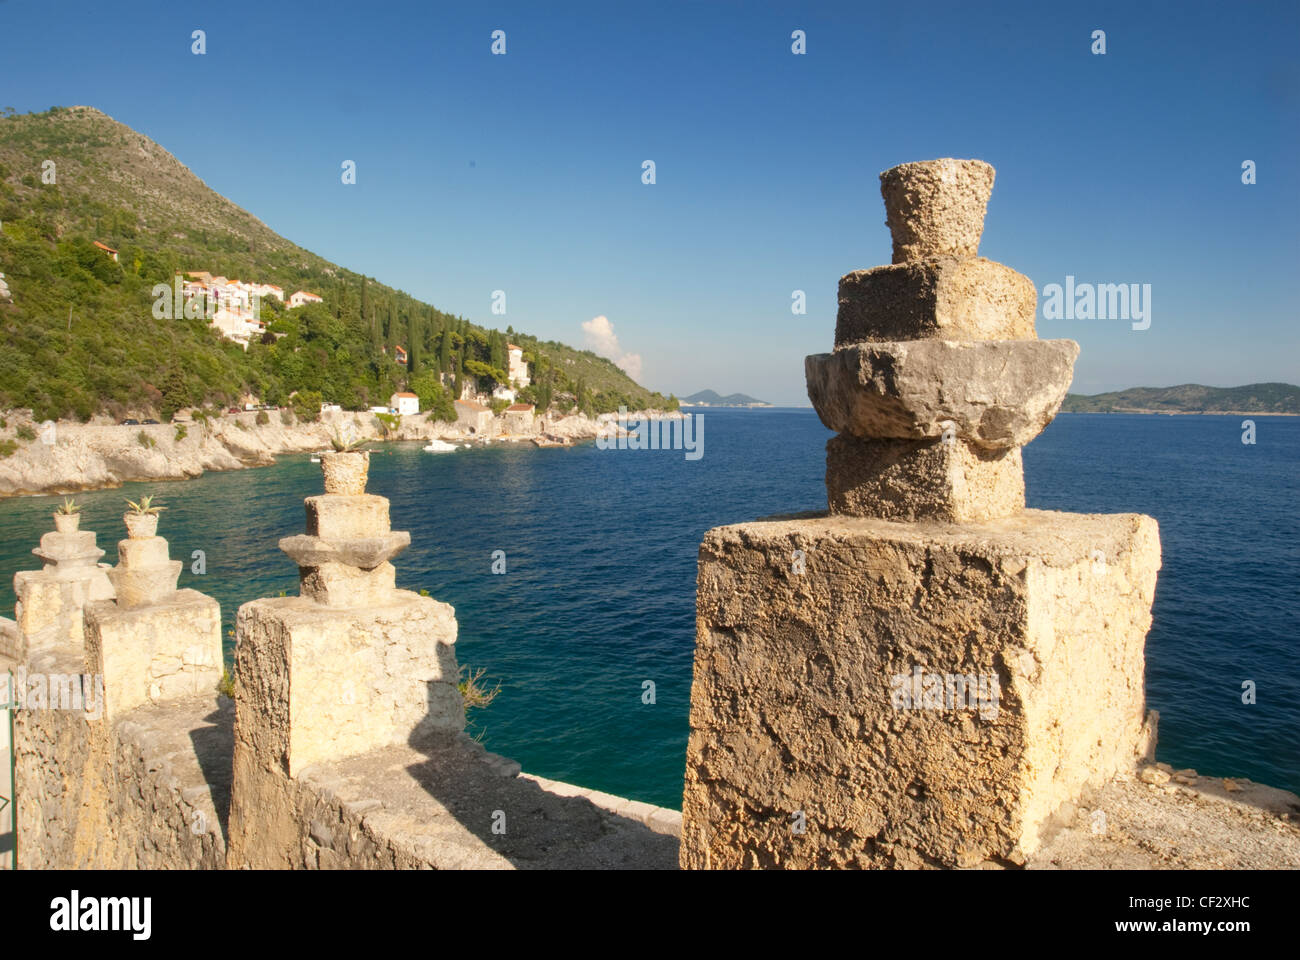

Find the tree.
xmin=159 ymin=367 xmax=189 ymax=422
xmin=408 ymin=312 xmax=422 ymax=375
xmin=410 ymin=371 xmax=456 ymax=423
xmin=291 ymin=389 xmax=323 ymax=422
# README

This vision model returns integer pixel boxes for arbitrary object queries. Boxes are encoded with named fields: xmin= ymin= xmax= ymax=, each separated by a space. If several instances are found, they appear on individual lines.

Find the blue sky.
xmin=4 ymin=0 xmax=1297 ymax=403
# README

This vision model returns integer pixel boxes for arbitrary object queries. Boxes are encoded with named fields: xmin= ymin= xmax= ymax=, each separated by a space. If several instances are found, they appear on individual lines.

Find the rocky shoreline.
xmin=0 ymin=408 xmax=672 ymax=499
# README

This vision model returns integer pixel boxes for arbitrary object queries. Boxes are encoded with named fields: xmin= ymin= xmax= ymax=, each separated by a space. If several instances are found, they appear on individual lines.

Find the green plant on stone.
xmin=217 ymin=668 xmax=235 ymax=700
xmin=0 ymin=440 xmax=17 ymax=458
xmin=137 ymin=430 xmax=156 ymax=448
xmin=458 ymin=666 xmax=501 ymax=711
xmin=174 ymin=424 xmax=188 ymax=442
xmin=329 ymin=426 xmax=365 ymax=452
xmin=16 ymin=424 xmax=37 ymax=442
xmin=124 ymin=495 xmax=165 ymax=516
xmin=255 ymin=410 xmax=269 ymax=426
xmin=55 ymin=497 xmax=81 ymax=515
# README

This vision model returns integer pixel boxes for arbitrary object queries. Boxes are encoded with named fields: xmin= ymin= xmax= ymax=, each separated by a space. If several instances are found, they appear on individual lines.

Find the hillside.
xmin=681 ymin=389 xmax=770 ymax=407
xmin=1061 ymin=383 xmax=1299 ymax=415
xmin=0 ymin=106 xmax=673 ymax=422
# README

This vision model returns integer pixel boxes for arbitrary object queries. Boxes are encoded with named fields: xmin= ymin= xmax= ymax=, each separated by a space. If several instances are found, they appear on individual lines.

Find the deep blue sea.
xmin=1 ymin=410 xmax=1295 ymax=808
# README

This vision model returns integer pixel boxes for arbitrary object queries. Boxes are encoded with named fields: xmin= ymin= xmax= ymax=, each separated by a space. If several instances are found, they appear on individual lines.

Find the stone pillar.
xmin=228 ymin=450 xmax=463 ymax=868
xmin=680 ymin=159 xmax=1162 ymax=869
xmin=4 ymin=518 xmax=114 ymax=661
xmin=83 ymin=513 xmax=222 ymax=722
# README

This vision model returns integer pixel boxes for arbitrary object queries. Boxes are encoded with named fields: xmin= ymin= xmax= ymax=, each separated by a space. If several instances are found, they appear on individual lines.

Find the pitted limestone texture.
xmin=880 ymin=158 xmax=995 ymax=263
xmin=825 ymin=434 xmax=1025 ymax=522
xmin=682 ymin=510 xmax=1161 ymax=869
xmin=806 ymin=339 xmax=1078 ymax=450
xmin=836 ymin=257 xmax=1037 ymax=345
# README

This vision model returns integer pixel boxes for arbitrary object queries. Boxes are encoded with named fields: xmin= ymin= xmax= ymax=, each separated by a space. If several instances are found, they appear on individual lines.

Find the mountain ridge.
xmin=0 ymin=105 xmax=674 ymax=422
xmin=681 ymin=389 xmax=770 ymax=407
xmin=1061 ymin=382 xmax=1299 ymax=415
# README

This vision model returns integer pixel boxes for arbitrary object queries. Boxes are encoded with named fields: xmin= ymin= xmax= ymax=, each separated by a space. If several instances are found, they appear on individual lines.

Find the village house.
xmin=507 ymin=343 xmax=530 ymax=389
xmin=389 ymin=392 xmax=420 ymax=416
xmin=393 ymin=345 xmax=408 ymax=366
xmin=504 ymin=402 xmax=535 ymax=434
xmin=93 ymin=241 xmax=119 ymax=262
xmin=181 ymin=272 xmax=267 ymax=349
xmin=454 ymin=398 xmax=493 ymax=434
xmin=288 ymin=290 xmax=323 ymax=309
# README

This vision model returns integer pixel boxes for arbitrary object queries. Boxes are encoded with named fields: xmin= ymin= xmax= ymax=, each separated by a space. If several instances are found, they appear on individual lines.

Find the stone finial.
xmin=106 ymin=534 xmax=183 ymax=609
xmin=808 ymin=158 xmax=1077 ymax=522
xmin=280 ymin=493 xmax=409 ymax=607
xmin=880 ymin=158 xmax=994 ymax=263
xmin=7 ymin=522 xmax=114 ymax=659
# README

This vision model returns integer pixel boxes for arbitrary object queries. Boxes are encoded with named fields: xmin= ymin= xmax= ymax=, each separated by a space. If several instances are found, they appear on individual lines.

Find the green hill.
xmin=1061 ymin=383 xmax=1299 ymax=415
xmin=0 ymin=106 xmax=674 ymax=422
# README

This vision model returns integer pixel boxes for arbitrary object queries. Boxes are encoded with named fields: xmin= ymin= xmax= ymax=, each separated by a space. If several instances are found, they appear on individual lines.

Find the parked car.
xmin=227 ymin=407 xmax=241 ymax=414
xmin=119 ymin=418 xmax=140 ymax=426
xmin=142 ymin=418 xmax=160 ymax=425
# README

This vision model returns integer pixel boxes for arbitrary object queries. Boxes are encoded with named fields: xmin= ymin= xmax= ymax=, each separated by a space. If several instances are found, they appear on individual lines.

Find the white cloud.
xmin=581 ymin=315 xmax=643 ymax=381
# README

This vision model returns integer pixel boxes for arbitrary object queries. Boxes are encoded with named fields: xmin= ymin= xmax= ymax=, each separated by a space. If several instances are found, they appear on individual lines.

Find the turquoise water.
xmin=0 ymin=410 xmax=1296 ymax=808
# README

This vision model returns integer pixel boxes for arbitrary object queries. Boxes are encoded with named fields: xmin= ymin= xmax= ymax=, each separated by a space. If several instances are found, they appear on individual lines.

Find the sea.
xmin=0 ymin=409 xmax=1295 ymax=809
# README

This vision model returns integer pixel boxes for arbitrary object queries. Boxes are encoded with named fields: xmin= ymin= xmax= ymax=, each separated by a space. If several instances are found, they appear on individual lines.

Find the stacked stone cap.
xmin=107 ymin=532 xmax=182 ymax=609
xmin=280 ymin=492 xmax=411 ymax=607
xmin=806 ymin=158 xmax=1077 ymax=522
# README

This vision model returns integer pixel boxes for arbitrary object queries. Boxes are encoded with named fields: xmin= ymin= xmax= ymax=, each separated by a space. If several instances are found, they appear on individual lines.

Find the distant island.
xmin=681 ymin=390 xmax=771 ymax=408
xmin=1061 ymin=383 xmax=1299 ymax=416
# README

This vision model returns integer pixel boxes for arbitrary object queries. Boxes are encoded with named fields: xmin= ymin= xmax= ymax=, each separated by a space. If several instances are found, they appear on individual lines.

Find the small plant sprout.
xmin=55 ymin=497 xmax=81 ymax=515
xmin=329 ymin=425 xmax=364 ymax=452
xmin=125 ymin=495 xmax=166 ymax=516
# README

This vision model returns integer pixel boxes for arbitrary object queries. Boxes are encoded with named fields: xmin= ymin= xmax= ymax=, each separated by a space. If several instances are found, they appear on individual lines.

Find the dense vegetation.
xmin=0 ymin=106 xmax=676 ymax=422
xmin=1061 ymin=383 xmax=1299 ymax=415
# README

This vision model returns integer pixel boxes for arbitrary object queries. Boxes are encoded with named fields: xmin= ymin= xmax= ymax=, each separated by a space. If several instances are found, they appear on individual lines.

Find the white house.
xmin=288 ymin=290 xmax=323 ymax=309
xmin=507 ymin=343 xmax=530 ymax=388
xmin=389 ymin=392 xmax=420 ymax=416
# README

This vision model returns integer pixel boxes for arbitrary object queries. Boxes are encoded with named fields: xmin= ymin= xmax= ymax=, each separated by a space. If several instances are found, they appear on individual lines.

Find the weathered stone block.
xmin=231 ymin=590 xmax=462 ymax=779
xmin=117 ymin=536 xmax=171 ymax=569
xmin=297 ymin=560 xmax=397 ymax=607
xmin=837 ymin=257 xmax=1037 ymax=345
xmin=84 ymin=589 xmax=223 ymax=721
xmin=880 ymin=158 xmax=994 ymax=263
xmin=807 ymin=339 xmax=1078 ymax=449
xmin=280 ymin=532 xmax=410 ymax=572
xmin=826 ymin=434 xmax=1024 ymax=522
xmin=305 ymin=494 xmax=391 ymax=540
xmin=681 ymin=509 xmax=1161 ymax=869
xmin=107 ymin=559 xmax=183 ymax=609
xmin=34 ymin=531 xmax=104 ymax=572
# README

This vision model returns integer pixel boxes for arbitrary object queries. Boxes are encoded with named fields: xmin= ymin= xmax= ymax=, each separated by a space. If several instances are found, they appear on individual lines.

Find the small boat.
xmin=423 ymin=439 xmax=457 ymax=453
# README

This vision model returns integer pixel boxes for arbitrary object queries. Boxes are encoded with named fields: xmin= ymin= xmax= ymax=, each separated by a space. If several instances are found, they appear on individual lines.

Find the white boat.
xmin=423 ymin=439 xmax=457 ymax=453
